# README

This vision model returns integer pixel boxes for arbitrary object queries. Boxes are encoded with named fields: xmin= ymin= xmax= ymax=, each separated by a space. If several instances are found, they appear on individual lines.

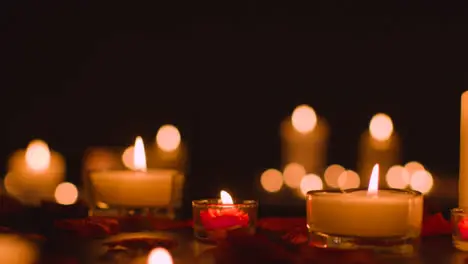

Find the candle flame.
xmin=220 ymin=190 xmax=233 ymax=204
xmin=147 ymin=247 xmax=173 ymax=264
xmin=133 ymin=136 xmax=147 ymax=172
xmin=291 ymin=104 xmax=317 ymax=134
xmin=25 ymin=139 xmax=51 ymax=171
xmin=367 ymin=164 xmax=379 ymax=195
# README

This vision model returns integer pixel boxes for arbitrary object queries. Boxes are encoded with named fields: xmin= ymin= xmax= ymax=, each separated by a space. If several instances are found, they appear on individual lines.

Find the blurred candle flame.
xmin=291 ymin=104 xmax=317 ymax=134
xmin=147 ymin=247 xmax=173 ymax=264
xmin=54 ymin=182 xmax=78 ymax=205
xmin=156 ymin=125 xmax=181 ymax=152
xmin=220 ymin=190 xmax=233 ymax=204
xmin=367 ymin=164 xmax=379 ymax=196
xmin=299 ymin=174 xmax=323 ymax=195
xmin=134 ymin=136 xmax=147 ymax=172
xmin=260 ymin=168 xmax=283 ymax=192
xmin=410 ymin=170 xmax=433 ymax=194
xmin=25 ymin=140 xmax=51 ymax=171
xmin=369 ymin=113 xmax=393 ymax=141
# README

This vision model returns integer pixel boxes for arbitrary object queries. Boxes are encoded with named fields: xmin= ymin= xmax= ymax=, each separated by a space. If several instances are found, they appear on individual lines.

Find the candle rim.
xmin=192 ymin=199 xmax=257 ymax=208
xmin=306 ymin=188 xmax=422 ymax=198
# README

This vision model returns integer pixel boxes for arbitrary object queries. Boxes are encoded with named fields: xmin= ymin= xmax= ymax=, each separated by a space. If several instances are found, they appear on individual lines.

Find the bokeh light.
xmin=299 ymin=174 xmax=323 ymax=195
xmin=324 ymin=164 xmax=345 ymax=188
xmin=283 ymin=163 xmax=306 ymax=188
xmin=385 ymin=165 xmax=410 ymax=189
xmin=121 ymin=146 xmax=135 ymax=170
xmin=156 ymin=125 xmax=181 ymax=152
xmin=291 ymin=105 xmax=317 ymax=134
xmin=147 ymin=247 xmax=173 ymax=264
xmin=25 ymin=140 xmax=50 ymax=171
xmin=54 ymin=182 xmax=78 ymax=205
xmin=369 ymin=113 xmax=394 ymax=141
xmin=404 ymin=161 xmax=425 ymax=176
xmin=260 ymin=169 xmax=283 ymax=192
xmin=410 ymin=170 xmax=433 ymax=194
xmin=337 ymin=170 xmax=360 ymax=190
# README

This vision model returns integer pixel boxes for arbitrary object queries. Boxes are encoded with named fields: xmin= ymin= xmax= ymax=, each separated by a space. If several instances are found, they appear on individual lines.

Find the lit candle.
xmin=89 ymin=137 xmax=179 ymax=210
xmin=357 ymin=113 xmax=400 ymax=188
xmin=307 ymin=164 xmax=423 ymax=237
xmin=460 ymin=91 xmax=468 ymax=209
xmin=5 ymin=140 xmax=65 ymax=205
xmin=200 ymin=191 xmax=249 ymax=230
xmin=280 ymin=105 xmax=329 ymax=175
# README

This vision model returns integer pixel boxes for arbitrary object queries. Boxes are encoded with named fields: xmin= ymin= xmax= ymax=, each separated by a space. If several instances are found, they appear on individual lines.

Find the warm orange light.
xmin=291 ymin=105 xmax=317 ymax=134
xmin=337 ymin=170 xmax=360 ymax=190
xmin=156 ymin=125 xmax=181 ymax=152
xmin=121 ymin=146 xmax=135 ymax=170
xmin=404 ymin=161 xmax=425 ymax=175
xmin=324 ymin=164 xmax=345 ymax=188
xmin=283 ymin=163 xmax=306 ymax=188
xmin=367 ymin=164 xmax=380 ymax=195
xmin=385 ymin=165 xmax=410 ymax=189
xmin=220 ymin=190 xmax=233 ymax=204
xmin=410 ymin=170 xmax=433 ymax=194
xmin=134 ymin=136 xmax=147 ymax=172
xmin=369 ymin=113 xmax=393 ymax=141
xmin=54 ymin=182 xmax=78 ymax=205
xmin=299 ymin=174 xmax=323 ymax=195
xmin=147 ymin=247 xmax=173 ymax=264
xmin=25 ymin=140 xmax=51 ymax=171
xmin=260 ymin=169 xmax=283 ymax=192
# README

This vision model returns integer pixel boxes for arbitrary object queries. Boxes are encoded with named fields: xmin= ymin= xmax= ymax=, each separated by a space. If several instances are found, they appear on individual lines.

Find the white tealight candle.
xmin=90 ymin=137 xmax=180 ymax=208
xmin=307 ymin=164 xmax=423 ymax=238
xmin=5 ymin=140 xmax=65 ymax=204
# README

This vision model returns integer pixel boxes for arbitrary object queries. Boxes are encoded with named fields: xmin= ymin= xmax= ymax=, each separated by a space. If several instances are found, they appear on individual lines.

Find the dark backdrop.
xmin=1 ymin=1 xmax=467 ymax=200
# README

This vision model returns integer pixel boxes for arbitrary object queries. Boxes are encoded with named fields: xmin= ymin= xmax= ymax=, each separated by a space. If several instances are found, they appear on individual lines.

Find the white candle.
xmin=280 ymin=105 xmax=329 ymax=174
xmin=5 ymin=140 xmax=65 ymax=204
xmin=90 ymin=137 xmax=180 ymax=208
xmin=307 ymin=164 xmax=423 ymax=237
xmin=0 ymin=235 xmax=38 ymax=264
xmin=460 ymin=91 xmax=468 ymax=209
xmin=358 ymin=113 xmax=400 ymax=188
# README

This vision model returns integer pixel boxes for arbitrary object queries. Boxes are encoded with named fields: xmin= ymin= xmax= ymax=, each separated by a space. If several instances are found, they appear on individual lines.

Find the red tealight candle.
xmin=200 ymin=191 xmax=249 ymax=231
xmin=458 ymin=218 xmax=468 ymax=239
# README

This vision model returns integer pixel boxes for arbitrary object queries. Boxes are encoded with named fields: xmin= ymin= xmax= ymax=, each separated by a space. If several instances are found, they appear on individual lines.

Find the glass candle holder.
xmin=306 ymin=188 xmax=423 ymax=256
xmin=452 ymin=208 xmax=468 ymax=251
xmin=192 ymin=199 xmax=258 ymax=243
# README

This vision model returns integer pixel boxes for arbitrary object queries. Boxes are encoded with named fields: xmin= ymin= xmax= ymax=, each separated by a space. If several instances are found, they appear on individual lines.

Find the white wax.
xmin=307 ymin=190 xmax=423 ymax=237
xmin=460 ymin=91 xmax=468 ymax=208
xmin=90 ymin=169 xmax=178 ymax=207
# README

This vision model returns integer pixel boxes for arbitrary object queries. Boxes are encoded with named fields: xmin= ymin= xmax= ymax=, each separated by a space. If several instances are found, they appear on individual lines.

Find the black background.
xmin=1 ymin=1 xmax=467 ymax=200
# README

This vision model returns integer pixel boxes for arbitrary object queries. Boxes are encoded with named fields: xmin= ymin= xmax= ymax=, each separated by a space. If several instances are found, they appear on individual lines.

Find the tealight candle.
xmin=358 ymin=113 xmax=400 ymax=188
xmin=5 ymin=140 xmax=65 ymax=205
xmin=307 ymin=164 xmax=423 ymax=255
xmin=89 ymin=137 xmax=180 ymax=216
xmin=192 ymin=190 xmax=257 ymax=243
xmin=280 ymin=105 xmax=329 ymax=175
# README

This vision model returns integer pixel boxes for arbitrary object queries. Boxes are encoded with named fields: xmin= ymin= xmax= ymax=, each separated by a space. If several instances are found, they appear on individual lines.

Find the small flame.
xmin=367 ymin=164 xmax=380 ymax=196
xmin=133 ymin=136 xmax=147 ymax=172
xmin=25 ymin=140 xmax=51 ymax=171
xmin=220 ymin=190 xmax=233 ymax=204
xmin=147 ymin=247 xmax=173 ymax=264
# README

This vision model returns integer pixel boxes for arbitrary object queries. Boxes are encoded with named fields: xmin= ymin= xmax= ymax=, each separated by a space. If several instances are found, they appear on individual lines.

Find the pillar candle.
xmin=280 ymin=105 xmax=329 ymax=175
xmin=358 ymin=113 xmax=400 ymax=188
xmin=459 ymin=91 xmax=468 ymax=208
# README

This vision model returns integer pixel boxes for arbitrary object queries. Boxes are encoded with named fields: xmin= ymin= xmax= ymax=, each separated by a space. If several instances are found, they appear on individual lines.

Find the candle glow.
xmin=220 ymin=190 xmax=233 ymax=204
xmin=147 ymin=247 xmax=173 ymax=264
xmin=369 ymin=113 xmax=393 ymax=141
xmin=54 ymin=182 xmax=78 ymax=205
xmin=25 ymin=140 xmax=51 ymax=171
xmin=291 ymin=104 xmax=317 ymax=134
xmin=156 ymin=125 xmax=181 ymax=152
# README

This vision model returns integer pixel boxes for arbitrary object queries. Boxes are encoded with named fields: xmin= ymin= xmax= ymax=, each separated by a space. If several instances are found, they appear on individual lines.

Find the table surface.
xmin=74 ymin=229 xmax=464 ymax=264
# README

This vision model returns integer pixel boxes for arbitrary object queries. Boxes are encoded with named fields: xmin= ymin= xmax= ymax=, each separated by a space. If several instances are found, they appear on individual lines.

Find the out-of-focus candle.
xmin=0 ymin=235 xmax=38 ymax=264
xmin=460 ymin=91 xmax=468 ymax=209
xmin=280 ymin=105 xmax=329 ymax=175
xmin=200 ymin=191 xmax=249 ymax=230
xmin=358 ymin=113 xmax=400 ymax=188
xmin=5 ymin=140 xmax=65 ymax=205
xmin=147 ymin=247 xmax=173 ymax=264
xmin=307 ymin=164 xmax=423 ymax=237
xmin=90 ymin=137 xmax=179 ymax=208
